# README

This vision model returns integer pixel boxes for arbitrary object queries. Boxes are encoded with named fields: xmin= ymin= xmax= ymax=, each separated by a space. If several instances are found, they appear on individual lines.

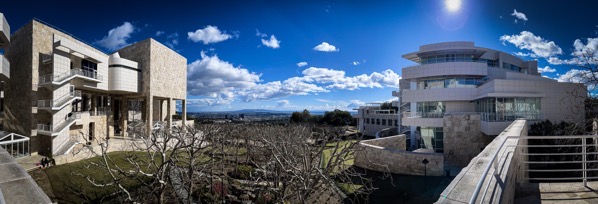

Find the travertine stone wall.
xmin=436 ymin=119 xmax=528 ymax=203
xmin=354 ymin=135 xmax=444 ymax=176
xmin=117 ymin=39 xmax=186 ymax=100
xmin=148 ymin=39 xmax=186 ymax=99
xmin=443 ymin=114 xmax=491 ymax=167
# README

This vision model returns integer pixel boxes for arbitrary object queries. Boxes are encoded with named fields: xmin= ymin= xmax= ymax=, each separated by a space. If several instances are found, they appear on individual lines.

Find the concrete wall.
xmin=354 ymin=135 xmax=444 ymax=176
xmin=436 ymin=119 xmax=528 ymax=203
xmin=3 ymin=21 xmax=33 ymax=139
xmin=443 ymin=114 xmax=491 ymax=167
xmin=0 ymin=147 xmax=52 ymax=203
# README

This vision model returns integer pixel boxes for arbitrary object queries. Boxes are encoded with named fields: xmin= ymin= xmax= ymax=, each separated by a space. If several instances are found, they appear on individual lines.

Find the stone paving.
xmin=516 ymin=182 xmax=598 ymax=204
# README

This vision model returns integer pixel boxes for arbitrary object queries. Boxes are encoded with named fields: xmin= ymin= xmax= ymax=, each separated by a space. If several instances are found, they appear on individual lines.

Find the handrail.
xmin=469 ymin=135 xmax=598 ymax=204
xmin=37 ymin=112 xmax=81 ymax=134
xmin=38 ymin=90 xmax=81 ymax=108
xmin=39 ymin=69 xmax=102 ymax=85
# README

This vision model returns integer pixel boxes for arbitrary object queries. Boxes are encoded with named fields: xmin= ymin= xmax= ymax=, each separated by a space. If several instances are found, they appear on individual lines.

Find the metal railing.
xmin=402 ymin=111 xmax=445 ymax=118
xmin=480 ymin=112 xmax=542 ymax=122
xmin=91 ymin=107 xmax=111 ymax=116
xmin=39 ymin=69 xmax=102 ymax=85
xmin=38 ymin=90 xmax=81 ymax=108
xmin=37 ymin=112 xmax=81 ymax=134
xmin=470 ymin=135 xmax=598 ymax=204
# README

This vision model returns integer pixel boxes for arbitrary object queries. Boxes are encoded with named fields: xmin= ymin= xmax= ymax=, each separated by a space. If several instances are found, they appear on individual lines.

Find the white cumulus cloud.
xmin=538 ymin=66 xmax=556 ymax=73
xmin=187 ymin=25 xmax=233 ymax=44
xmin=511 ymin=9 xmax=528 ymax=23
xmin=500 ymin=31 xmax=563 ymax=58
xmin=261 ymin=35 xmax=280 ymax=49
xmin=297 ymin=62 xmax=308 ymax=67
xmin=95 ymin=22 xmax=135 ymax=51
xmin=155 ymin=31 xmax=165 ymax=36
xmin=313 ymin=42 xmax=339 ymax=52
xmin=187 ymin=54 xmax=402 ymax=107
xmin=352 ymin=61 xmax=360 ymax=66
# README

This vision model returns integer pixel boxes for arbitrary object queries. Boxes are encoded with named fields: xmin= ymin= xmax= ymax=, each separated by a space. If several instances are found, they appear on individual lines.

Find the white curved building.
xmin=396 ymin=42 xmax=585 ymax=162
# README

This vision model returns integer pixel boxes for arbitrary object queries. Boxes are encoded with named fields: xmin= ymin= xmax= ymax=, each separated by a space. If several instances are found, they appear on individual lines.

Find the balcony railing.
xmin=91 ymin=107 xmax=111 ymax=116
xmin=39 ymin=68 xmax=102 ymax=85
xmin=37 ymin=112 xmax=81 ymax=135
xmin=402 ymin=111 xmax=445 ymax=118
xmin=37 ymin=90 xmax=81 ymax=109
xmin=480 ymin=112 xmax=542 ymax=122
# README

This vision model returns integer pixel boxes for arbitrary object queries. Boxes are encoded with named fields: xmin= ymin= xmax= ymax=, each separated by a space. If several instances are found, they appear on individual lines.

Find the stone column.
xmin=121 ymin=98 xmax=128 ymax=136
xmin=146 ymin=95 xmax=153 ymax=136
xmin=182 ymin=99 xmax=187 ymax=131
xmin=167 ymin=98 xmax=172 ymax=130
xmin=159 ymin=99 xmax=164 ymax=122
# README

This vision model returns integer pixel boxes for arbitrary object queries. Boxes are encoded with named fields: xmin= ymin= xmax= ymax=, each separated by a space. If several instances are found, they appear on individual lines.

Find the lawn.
xmin=322 ymin=139 xmax=357 ymax=173
xmin=30 ymin=148 xmax=248 ymax=203
xmin=31 ymin=151 xmax=152 ymax=203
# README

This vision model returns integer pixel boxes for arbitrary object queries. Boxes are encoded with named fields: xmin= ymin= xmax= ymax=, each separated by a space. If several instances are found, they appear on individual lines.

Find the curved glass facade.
xmin=419 ymin=54 xmax=499 ymax=67
xmin=475 ymin=97 xmax=541 ymax=122
xmin=417 ymin=77 xmax=484 ymax=89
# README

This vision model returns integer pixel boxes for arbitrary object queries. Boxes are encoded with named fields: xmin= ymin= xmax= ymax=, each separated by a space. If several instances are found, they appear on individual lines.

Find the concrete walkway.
xmin=15 ymin=154 xmax=44 ymax=171
xmin=516 ymin=182 xmax=598 ymax=204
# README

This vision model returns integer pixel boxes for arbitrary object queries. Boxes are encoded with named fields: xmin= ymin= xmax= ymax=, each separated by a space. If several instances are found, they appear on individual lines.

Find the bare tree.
xmin=69 ymin=122 xmax=374 ymax=203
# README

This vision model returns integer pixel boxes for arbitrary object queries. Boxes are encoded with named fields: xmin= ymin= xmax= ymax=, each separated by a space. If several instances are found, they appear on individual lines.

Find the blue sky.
xmin=3 ymin=0 xmax=598 ymax=112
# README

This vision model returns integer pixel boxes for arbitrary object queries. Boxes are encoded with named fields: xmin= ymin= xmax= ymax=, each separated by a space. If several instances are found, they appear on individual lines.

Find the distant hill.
xmin=187 ymin=109 xmax=356 ymax=115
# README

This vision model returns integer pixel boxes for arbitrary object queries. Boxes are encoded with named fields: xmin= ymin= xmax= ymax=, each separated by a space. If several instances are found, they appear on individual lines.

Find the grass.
xmin=37 ymin=151 xmax=152 ymax=203
xmin=336 ymin=182 xmax=364 ymax=194
xmin=322 ymin=140 xmax=357 ymax=173
xmin=32 ymin=148 xmax=248 ymax=203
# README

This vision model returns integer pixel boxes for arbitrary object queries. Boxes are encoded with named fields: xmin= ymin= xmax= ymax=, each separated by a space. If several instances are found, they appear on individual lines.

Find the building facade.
xmin=395 ymin=42 xmax=585 ymax=156
xmin=355 ymin=102 xmax=399 ymax=137
xmin=4 ymin=19 xmax=188 ymax=156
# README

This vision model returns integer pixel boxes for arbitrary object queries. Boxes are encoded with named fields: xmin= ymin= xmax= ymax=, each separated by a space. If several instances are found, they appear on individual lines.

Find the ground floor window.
xmin=0 ymin=133 xmax=29 ymax=158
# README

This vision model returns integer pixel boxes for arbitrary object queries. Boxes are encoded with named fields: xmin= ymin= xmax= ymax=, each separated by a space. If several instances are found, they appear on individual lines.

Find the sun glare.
xmin=445 ymin=0 xmax=462 ymax=12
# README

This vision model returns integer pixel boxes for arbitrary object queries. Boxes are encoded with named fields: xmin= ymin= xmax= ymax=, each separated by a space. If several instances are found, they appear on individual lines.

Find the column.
xmin=146 ymin=95 xmax=153 ymax=136
xmin=182 ymin=99 xmax=187 ymax=131
xmin=159 ymin=99 xmax=164 ymax=122
xmin=166 ymin=98 xmax=172 ymax=130
xmin=121 ymin=98 xmax=128 ymax=136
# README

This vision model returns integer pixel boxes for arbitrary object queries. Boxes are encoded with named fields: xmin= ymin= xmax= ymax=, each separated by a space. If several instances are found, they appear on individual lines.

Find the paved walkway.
xmin=516 ymin=182 xmax=598 ymax=204
xmin=16 ymin=137 xmax=144 ymax=172
xmin=15 ymin=154 xmax=44 ymax=171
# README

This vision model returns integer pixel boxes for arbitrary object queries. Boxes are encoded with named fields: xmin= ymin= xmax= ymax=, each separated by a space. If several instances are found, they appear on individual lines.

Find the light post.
xmin=422 ymin=158 xmax=429 ymax=193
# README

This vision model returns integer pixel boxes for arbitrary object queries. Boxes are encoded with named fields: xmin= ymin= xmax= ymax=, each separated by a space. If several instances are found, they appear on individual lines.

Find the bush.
xmin=233 ymin=164 xmax=254 ymax=180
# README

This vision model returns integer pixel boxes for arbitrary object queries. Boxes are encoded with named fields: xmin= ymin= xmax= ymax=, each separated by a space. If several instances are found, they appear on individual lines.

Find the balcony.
xmin=91 ymin=107 xmax=111 ymax=116
xmin=37 ymin=90 xmax=81 ymax=111
xmin=0 ymin=13 xmax=9 ymax=48
xmin=37 ymin=112 xmax=81 ymax=136
xmin=402 ymin=62 xmax=488 ymax=80
xmin=39 ymin=68 xmax=103 ymax=87
xmin=0 ymin=55 xmax=8 ymax=79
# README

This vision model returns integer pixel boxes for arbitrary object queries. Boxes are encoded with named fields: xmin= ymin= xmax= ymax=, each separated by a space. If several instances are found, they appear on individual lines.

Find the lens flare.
xmin=445 ymin=0 xmax=462 ymax=12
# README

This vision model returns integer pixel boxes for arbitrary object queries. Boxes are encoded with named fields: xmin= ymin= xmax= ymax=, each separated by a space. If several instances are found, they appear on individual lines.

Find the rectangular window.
xmin=376 ymin=119 xmax=380 ymax=125
xmin=382 ymin=119 xmax=387 ymax=126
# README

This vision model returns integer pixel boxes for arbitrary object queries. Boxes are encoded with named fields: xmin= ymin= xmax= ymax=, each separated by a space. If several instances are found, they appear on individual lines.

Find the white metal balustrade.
xmin=38 ymin=68 xmax=102 ymax=86
xmin=37 ymin=90 xmax=81 ymax=110
xmin=469 ymin=135 xmax=598 ymax=204
xmin=37 ymin=112 xmax=81 ymax=135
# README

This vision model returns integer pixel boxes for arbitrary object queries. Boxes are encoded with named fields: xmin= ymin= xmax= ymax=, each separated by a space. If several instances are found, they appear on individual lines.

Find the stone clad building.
xmin=354 ymin=102 xmax=399 ymax=137
xmin=4 ymin=19 xmax=188 ymax=156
